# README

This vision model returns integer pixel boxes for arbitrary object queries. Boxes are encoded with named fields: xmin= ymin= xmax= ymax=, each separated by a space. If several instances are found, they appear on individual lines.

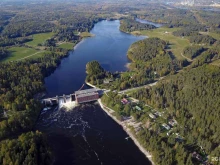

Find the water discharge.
xmin=37 ymin=20 xmax=152 ymax=165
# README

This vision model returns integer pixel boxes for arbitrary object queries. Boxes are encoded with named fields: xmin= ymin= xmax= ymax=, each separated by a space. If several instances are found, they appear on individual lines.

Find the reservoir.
xmin=135 ymin=18 xmax=162 ymax=28
xmin=45 ymin=20 xmax=145 ymax=97
xmin=37 ymin=20 xmax=151 ymax=165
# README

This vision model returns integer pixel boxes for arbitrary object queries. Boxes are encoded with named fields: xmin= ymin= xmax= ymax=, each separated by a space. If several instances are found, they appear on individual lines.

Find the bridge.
xmin=41 ymin=88 xmax=100 ymax=106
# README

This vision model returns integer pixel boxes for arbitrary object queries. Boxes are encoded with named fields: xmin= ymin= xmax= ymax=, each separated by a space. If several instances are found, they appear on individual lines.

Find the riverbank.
xmin=85 ymin=81 xmax=100 ymax=89
xmin=97 ymin=99 xmax=155 ymax=165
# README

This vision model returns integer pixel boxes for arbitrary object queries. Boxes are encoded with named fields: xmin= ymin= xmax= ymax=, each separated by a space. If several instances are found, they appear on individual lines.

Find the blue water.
xmin=40 ymin=20 xmax=151 ymax=165
xmin=135 ymin=18 xmax=163 ymax=28
xmin=45 ymin=20 xmax=145 ymax=97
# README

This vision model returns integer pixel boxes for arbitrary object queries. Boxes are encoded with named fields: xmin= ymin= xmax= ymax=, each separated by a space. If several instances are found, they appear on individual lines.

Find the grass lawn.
xmin=26 ymin=32 xmax=55 ymax=47
xmin=200 ymin=31 xmax=220 ymax=40
xmin=140 ymin=27 xmax=190 ymax=60
xmin=1 ymin=47 xmax=49 ymax=62
xmin=58 ymin=42 xmax=75 ymax=50
xmin=210 ymin=59 xmax=220 ymax=67
xmin=80 ymin=32 xmax=94 ymax=38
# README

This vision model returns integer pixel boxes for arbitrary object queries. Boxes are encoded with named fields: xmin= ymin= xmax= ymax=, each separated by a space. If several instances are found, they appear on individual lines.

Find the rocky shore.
xmin=98 ymin=99 xmax=155 ymax=165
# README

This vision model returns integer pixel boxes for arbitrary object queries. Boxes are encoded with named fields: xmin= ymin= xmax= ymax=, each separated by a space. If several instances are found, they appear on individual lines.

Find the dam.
xmin=41 ymin=88 xmax=101 ymax=106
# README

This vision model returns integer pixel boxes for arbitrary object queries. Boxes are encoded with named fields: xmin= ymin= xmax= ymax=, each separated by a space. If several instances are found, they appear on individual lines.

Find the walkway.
xmin=17 ymin=51 xmax=45 ymax=61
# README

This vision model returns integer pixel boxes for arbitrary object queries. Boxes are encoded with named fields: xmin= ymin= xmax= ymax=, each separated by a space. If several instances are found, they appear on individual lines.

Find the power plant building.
xmin=75 ymin=88 xmax=99 ymax=104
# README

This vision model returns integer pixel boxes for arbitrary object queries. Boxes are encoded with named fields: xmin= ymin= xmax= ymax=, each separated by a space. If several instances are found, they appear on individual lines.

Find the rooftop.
xmin=76 ymin=92 xmax=99 ymax=98
xmin=75 ymin=88 xmax=98 ymax=95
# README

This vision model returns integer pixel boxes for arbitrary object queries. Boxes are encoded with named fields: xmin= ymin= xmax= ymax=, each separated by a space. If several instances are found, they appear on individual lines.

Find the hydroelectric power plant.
xmin=41 ymin=88 xmax=101 ymax=108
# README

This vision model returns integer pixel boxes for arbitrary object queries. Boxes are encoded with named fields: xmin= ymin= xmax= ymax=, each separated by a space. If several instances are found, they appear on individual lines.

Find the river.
xmin=36 ymin=20 xmax=152 ymax=165
xmin=135 ymin=18 xmax=162 ymax=28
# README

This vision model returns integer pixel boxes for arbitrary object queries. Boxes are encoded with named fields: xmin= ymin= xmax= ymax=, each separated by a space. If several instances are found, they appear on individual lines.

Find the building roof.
xmin=76 ymin=92 xmax=98 ymax=98
xmin=75 ymin=88 xmax=98 ymax=95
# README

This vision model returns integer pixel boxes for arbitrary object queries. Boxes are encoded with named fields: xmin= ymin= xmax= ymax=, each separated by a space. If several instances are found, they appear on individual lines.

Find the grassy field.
xmin=140 ymin=27 xmax=190 ymax=60
xmin=1 ymin=47 xmax=48 ymax=62
xmin=58 ymin=42 xmax=75 ymax=50
xmin=80 ymin=32 xmax=94 ymax=38
xmin=200 ymin=32 xmax=220 ymax=40
xmin=210 ymin=59 xmax=220 ymax=67
xmin=26 ymin=32 xmax=55 ymax=47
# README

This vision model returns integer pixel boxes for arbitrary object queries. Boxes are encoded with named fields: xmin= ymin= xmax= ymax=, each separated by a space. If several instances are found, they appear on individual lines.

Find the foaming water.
xmin=39 ymin=20 xmax=151 ymax=165
xmin=36 ymin=103 xmax=151 ymax=165
xmin=58 ymin=97 xmax=77 ymax=111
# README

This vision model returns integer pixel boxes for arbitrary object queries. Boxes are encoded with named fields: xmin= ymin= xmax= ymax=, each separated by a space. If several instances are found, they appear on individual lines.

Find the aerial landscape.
xmin=0 ymin=0 xmax=220 ymax=165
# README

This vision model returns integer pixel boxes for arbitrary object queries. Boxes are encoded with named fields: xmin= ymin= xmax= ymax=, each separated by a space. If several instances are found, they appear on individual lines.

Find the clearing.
xmin=26 ymin=32 xmax=55 ymax=47
xmin=1 ymin=47 xmax=47 ymax=62
xmin=58 ymin=42 xmax=75 ymax=50
xmin=80 ymin=32 xmax=94 ymax=38
xmin=140 ymin=27 xmax=190 ymax=60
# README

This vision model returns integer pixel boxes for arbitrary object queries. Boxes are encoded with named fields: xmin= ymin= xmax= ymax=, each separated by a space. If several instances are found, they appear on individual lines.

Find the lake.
xmin=135 ymin=18 xmax=163 ymax=28
xmin=44 ymin=20 xmax=145 ymax=97
xmin=37 ymin=20 xmax=152 ymax=165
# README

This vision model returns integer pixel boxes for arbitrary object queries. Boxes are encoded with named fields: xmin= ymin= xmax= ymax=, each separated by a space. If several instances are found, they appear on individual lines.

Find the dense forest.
xmin=189 ymin=35 xmax=216 ymax=45
xmin=183 ymin=46 xmax=205 ymax=59
xmin=0 ymin=1 xmax=220 ymax=165
xmin=0 ymin=48 xmax=8 ymax=60
xmin=131 ymin=64 xmax=220 ymax=164
xmin=0 ymin=131 xmax=51 ymax=165
xmin=127 ymin=38 xmax=186 ymax=76
xmin=120 ymin=18 xmax=156 ymax=33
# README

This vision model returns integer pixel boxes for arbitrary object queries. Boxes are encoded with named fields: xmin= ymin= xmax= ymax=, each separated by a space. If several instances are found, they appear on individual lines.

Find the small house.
xmin=162 ymin=123 xmax=171 ymax=130
xmin=121 ymin=98 xmax=129 ymax=105
xmin=149 ymin=113 xmax=156 ymax=119
xmin=135 ymin=106 xmax=142 ymax=111
xmin=168 ymin=119 xmax=177 ymax=127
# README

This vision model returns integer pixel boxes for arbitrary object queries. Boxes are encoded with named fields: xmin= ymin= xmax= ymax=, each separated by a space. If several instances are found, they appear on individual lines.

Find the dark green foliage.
xmin=86 ymin=61 xmax=104 ymax=75
xmin=192 ymin=46 xmax=220 ymax=67
xmin=0 ymin=51 xmax=67 ymax=139
xmin=0 ymin=37 xmax=32 ymax=47
xmin=138 ymin=9 xmax=198 ymax=27
xmin=2 ymin=19 xmax=54 ymax=38
xmin=127 ymin=38 xmax=185 ymax=77
xmin=86 ymin=61 xmax=112 ymax=85
xmin=0 ymin=48 xmax=8 ymax=60
xmin=120 ymin=18 xmax=156 ymax=33
xmin=173 ymin=25 xmax=207 ymax=37
xmin=132 ymin=64 xmax=220 ymax=157
xmin=189 ymin=35 xmax=216 ymax=45
xmin=0 ymin=131 xmax=52 ymax=165
xmin=128 ymin=38 xmax=166 ymax=61
xmin=183 ymin=46 xmax=205 ymax=59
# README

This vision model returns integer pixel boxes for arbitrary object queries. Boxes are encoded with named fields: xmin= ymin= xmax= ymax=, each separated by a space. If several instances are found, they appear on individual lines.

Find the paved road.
xmin=118 ymin=77 xmax=165 ymax=94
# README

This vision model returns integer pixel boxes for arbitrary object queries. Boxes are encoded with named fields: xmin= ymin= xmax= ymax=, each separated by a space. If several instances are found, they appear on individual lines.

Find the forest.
xmin=127 ymin=38 xmax=186 ymax=76
xmin=0 ymin=1 xmax=219 ymax=165
xmin=189 ymin=35 xmax=216 ymax=45
xmin=119 ymin=18 xmax=156 ymax=33
xmin=183 ymin=46 xmax=205 ymax=59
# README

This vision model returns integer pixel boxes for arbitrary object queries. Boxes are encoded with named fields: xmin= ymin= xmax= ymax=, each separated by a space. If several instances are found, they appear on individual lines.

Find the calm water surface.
xmin=38 ymin=20 xmax=151 ymax=165
xmin=45 ymin=20 xmax=145 ymax=97
xmin=135 ymin=18 xmax=162 ymax=28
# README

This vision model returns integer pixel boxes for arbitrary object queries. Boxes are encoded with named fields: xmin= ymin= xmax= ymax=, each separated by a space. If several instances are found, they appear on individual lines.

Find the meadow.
xmin=140 ymin=27 xmax=190 ymax=60
xmin=26 ymin=32 xmax=55 ymax=47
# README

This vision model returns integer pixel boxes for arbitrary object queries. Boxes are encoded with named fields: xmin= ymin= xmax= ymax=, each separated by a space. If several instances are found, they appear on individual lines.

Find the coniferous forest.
xmin=0 ymin=0 xmax=220 ymax=165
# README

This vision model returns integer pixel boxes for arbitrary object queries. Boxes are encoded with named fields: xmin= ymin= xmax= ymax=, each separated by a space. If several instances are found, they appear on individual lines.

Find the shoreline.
xmin=97 ymin=99 xmax=155 ymax=165
xmin=85 ymin=81 xmax=100 ymax=89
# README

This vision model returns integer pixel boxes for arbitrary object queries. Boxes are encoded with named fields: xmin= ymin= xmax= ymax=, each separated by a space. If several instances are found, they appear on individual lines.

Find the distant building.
xmin=121 ymin=98 xmax=129 ymax=105
xmin=168 ymin=119 xmax=177 ymax=127
xmin=135 ymin=106 xmax=142 ymax=111
xmin=162 ymin=123 xmax=171 ymax=130
xmin=104 ymin=78 xmax=113 ymax=84
xmin=149 ymin=113 xmax=156 ymax=119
